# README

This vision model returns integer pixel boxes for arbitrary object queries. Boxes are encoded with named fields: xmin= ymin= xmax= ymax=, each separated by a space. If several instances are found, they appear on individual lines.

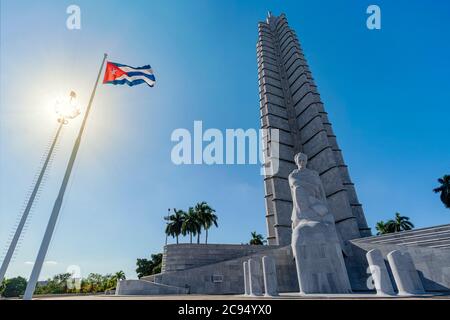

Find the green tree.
xmin=114 ymin=271 xmax=126 ymax=281
xmin=136 ymin=253 xmax=163 ymax=278
xmin=136 ymin=258 xmax=153 ymax=279
xmin=152 ymin=263 xmax=162 ymax=275
xmin=0 ymin=278 xmax=7 ymax=296
xmin=249 ymin=231 xmax=266 ymax=245
xmin=182 ymin=207 xmax=201 ymax=243
xmin=53 ymin=273 xmax=72 ymax=293
xmin=150 ymin=253 xmax=163 ymax=274
xmin=165 ymin=209 xmax=185 ymax=244
xmin=102 ymin=274 xmax=117 ymax=291
xmin=37 ymin=273 xmax=72 ymax=294
xmin=195 ymin=201 xmax=218 ymax=244
xmin=433 ymin=175 xmax=450 ymax=209
xmin=80 ymin=278 xmax=91 ymax=293
xmin=385 ymin=212 xmax=414 ymax=233
xmin=85 ymin=273 xmax=105 ymax=293
xmin=375 ymin=221 xmax=389 ymax=235
xmin=1 ymin=276 xmax=27 ymax=298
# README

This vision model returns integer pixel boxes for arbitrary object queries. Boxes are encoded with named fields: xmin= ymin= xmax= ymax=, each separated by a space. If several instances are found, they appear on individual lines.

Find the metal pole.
xmin=23 ymin=53 xmax=108 ymax=299
xmin=0 ymin=121 xmax=64 ymax=284
xmin=165 ymin=208 xmax=170 ymax=245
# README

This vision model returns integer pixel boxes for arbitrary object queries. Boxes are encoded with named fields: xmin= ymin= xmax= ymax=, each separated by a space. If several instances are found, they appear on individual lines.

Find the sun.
xmin=54 ymin=91 xmax=81 ymax=122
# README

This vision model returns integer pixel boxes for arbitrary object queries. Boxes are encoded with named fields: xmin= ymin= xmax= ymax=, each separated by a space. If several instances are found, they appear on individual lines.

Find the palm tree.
xmin=195 ymin=201 xmax=218 ymax=244
xmin=385 ymin=212 xmax=414 ymax=233
xmin=165 ymin=209 xmax=185 ymax=244
xmin=433 ymin=175 xmax=450 ymax=209
xmin=249 ymin=231 xmax=266 ymax=245
xmin=181 ymin=208 xmax=201 ymax=244
xmin=375 ymin=221 xmax=389 ymax=235
xmin=114 ymin=271 xmax=126 ymax=281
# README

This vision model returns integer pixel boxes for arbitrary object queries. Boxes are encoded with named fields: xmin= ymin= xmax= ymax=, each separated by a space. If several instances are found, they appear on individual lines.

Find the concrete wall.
xmin=162 ymin=244 xmax=280 ymax=272
xmin=145 ymin=245 xmax=298 ymax=295
xmin=115 ymin=280 xmax=188 ymax=295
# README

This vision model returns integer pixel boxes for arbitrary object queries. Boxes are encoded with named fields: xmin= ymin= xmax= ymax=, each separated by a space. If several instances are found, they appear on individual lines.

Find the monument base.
xmin=117 ymin=225 xmax=450 ymax=296
xmin=292 ymin=221 xmax=352 ymax=294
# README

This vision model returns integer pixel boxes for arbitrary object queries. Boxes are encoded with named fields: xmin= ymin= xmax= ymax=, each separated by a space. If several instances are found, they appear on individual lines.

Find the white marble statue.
xmin=289 ymin=152 xmax=352 ymax=294
xmin=290 ymin=153 xmax=336 ymax=230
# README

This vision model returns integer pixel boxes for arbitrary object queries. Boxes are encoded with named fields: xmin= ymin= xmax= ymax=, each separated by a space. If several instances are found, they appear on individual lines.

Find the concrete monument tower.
xmin=112 ymin=13 xmax=450 ymax=296
xmin=258 ymin=12 xmax=371 ymax=246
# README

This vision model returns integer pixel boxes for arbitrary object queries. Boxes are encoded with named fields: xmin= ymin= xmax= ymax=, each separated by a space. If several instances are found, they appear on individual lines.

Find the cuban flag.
xmin=103 ymin=61 xmax=156 ymax=87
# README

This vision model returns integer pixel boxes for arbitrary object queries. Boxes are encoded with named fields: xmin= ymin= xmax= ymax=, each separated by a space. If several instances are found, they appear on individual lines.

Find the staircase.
xmin=351 ymin=224 xmax=450 ymax=249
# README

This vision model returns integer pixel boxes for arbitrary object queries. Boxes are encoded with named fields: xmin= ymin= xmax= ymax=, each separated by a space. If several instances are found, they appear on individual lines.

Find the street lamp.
xmin=165 ymin=208 xmax=171 ymax=245
xmin=0 ymin=91 xmax=80 ymax=285
xmin=23 ymin=52 xmax=108 ymax=300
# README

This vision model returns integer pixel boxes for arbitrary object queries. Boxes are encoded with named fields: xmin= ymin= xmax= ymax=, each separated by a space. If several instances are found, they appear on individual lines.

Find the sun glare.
xmin=54 ymin=90 xmax=81 ymax=121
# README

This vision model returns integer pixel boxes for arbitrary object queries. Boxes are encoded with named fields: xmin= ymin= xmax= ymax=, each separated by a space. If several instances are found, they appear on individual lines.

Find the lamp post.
xmin=165 ymin=208 xmax=171 ymax=245
xmin=0 ymin=91 xmax=80 ymax=285
xmin=23 ymin=54 xmax=108 ymax=300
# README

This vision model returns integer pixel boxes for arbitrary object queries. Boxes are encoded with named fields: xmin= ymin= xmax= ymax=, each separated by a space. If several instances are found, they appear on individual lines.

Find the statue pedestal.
xmin=292 ymin=221 xmax=352 ymax=294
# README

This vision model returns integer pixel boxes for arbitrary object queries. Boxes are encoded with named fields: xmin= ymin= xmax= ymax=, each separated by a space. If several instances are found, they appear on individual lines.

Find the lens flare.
xmin=55 ymin=91 xmax=80 ymax=121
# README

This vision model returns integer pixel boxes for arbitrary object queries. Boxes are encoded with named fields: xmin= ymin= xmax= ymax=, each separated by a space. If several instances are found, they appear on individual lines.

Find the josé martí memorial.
xmin=115 ymin=13 xmax=450 ymax=297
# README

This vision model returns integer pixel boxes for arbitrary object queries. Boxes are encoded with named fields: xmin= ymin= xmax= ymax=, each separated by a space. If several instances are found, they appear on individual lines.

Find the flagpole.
xmin=23 ymin=53 xmax=108 ymax=300
xmin=0 ymin=121 xmax=64 ymax=285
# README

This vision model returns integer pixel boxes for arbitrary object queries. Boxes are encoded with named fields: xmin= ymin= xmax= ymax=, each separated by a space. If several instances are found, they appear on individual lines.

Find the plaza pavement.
xmin=31 ymin=293 xmax=450 ymax=300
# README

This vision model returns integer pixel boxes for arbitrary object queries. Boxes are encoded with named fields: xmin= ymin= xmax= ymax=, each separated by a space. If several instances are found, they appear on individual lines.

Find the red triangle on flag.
xmin=103 ymin=62 xmax=127 ymax=83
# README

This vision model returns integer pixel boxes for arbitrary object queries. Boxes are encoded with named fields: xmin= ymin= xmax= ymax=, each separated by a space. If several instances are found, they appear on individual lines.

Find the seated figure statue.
xmin=289 ymin=152 xmax=352 ymax=294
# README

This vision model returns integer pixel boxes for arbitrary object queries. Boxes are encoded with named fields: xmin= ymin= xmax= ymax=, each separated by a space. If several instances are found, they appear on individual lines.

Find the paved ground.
xmin=32 ymin=293 xmax=450 ymax=300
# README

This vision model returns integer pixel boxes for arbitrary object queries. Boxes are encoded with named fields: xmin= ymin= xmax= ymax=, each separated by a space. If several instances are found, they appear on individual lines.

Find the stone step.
xmin=354 ymin=224 xmax=450 ymax=242
xmin=362 ymin=232 xmax=450 ymax=245
xmin=431 ymin=242 xmax=450 ymax=249
xmin=351 ymin=224 xmax=450 ymax=249
xmin=400 ymin=238 xmax=450 ymax=248
xmin=358 ymin=235 xmax=450 ymax=248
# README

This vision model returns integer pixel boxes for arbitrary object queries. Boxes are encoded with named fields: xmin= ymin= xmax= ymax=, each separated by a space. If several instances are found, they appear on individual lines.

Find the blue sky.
xmin=1 ymin=0 xmax=449 ymax=280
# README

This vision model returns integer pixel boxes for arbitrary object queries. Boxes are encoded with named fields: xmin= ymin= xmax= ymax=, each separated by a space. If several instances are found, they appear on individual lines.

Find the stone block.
xmin=243 ymin=261 xmax=250 ymax=295
xmin=366 ymin=249 xmax=395 ymax=295
xmin=248 ymin=258 xmax=263 ymax=296
xmin=262 ymin=256 xmax=278 ymax=296
xmin=387 ymin=250 xmax=425 ymax=295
